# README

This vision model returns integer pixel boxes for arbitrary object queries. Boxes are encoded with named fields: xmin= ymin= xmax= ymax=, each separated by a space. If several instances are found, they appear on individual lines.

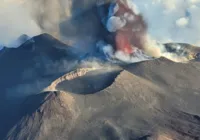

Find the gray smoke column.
xmin=0 ymin=0 xmax=100 ymax=48
xmin=99 ymin=0 xmax=162 ymax=60
xmin=24 ymin=0 xmax=73 ymax=38
xmin=0 ymin=0 xmax=198 ymax=63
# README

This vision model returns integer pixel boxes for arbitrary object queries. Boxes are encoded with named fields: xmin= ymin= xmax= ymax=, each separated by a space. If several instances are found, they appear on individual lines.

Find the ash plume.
xmin=0 ymin=0 xmax=199 ymax=63
xmin=0 ymin=0 xmax=97 ymax=47
xmin=99 ymin=0 xmax=200 ymax=63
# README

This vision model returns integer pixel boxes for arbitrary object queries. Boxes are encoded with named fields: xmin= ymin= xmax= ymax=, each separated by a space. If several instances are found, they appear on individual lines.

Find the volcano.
xmin=0 ymin=33 xmax=199 ymax=140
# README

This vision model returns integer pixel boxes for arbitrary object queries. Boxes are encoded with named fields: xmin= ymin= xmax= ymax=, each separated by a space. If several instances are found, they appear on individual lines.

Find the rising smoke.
xmin=0 ymin=0 xmax=72 ymax=47
xmin=103 ymin=0 xmax=200 ymax=62
xmin=0 ymin=0 xmax=97 ymax=47
xmin=0 ymin=0 xmax=199 ymax=62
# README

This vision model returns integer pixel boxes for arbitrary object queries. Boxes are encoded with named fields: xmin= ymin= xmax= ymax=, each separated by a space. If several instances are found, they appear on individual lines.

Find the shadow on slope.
xmin=0 ymin=33 xmax=78 ymax=96
xmin=0 ymin=33 xmax=79 ymax=140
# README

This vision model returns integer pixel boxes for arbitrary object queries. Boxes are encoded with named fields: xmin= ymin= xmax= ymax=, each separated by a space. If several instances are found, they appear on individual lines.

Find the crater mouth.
xmin=56 ymin=68 xmax=122 ymax=94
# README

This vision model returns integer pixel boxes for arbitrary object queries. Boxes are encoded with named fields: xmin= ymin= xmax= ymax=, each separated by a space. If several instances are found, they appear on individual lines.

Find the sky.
xmin=133 ymin=0 xmax=200 ymax=45
xmin=0 ymin=0 xmax=41 ymax=47
xmin=0 ymin=0 xmax=200 ymax=48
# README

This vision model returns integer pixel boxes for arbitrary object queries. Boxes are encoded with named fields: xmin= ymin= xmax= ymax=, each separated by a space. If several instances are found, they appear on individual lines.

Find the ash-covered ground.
xmin=0 ymin=34 xmax=199 ymax=140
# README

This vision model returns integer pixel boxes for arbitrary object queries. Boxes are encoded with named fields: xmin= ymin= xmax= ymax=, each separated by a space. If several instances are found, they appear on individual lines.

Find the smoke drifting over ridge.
xmin=0 ymin=0 xmax=200 ymax=46
xmin=0 ymin=0 xmax=200 ymax=63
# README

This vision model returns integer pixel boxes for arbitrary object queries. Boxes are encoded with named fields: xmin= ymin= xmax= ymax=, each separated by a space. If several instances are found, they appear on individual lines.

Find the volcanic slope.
xmin=0 ymin=33 xmax=80 ymax=139
xmin=5 ymin=58 xmax=200 ymax=140
xmin=0 ymin=33 xmax=78 ymax=98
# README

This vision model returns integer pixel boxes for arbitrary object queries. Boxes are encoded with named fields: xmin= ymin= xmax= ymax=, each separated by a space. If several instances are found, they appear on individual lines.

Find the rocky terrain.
xmin=0 ymin=34 xmax=200 ymax=140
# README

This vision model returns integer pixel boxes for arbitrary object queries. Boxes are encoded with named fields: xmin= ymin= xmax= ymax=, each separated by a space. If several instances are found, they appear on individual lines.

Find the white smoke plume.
xmin=0 ymin=0 xmax=101 ymax=48
xmin=0 ymin=1 xmax=41 ymax=47
xmin=0 ymin=0 xmax=200 ymax=63
xmin=0 ymin=0 xmax=75 ymax=47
